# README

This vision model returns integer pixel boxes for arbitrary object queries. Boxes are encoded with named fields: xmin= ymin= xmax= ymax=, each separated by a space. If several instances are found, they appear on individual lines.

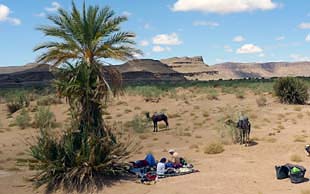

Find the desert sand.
xmin=1 ymin=88 xmax=310 ymax=194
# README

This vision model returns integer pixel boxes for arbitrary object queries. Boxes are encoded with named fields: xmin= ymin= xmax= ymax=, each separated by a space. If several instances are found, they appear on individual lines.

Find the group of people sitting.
xmin=130 ymin=149 xmax=191 ymax=177
xmin=156 ymin=149 xmax=186 ymax=175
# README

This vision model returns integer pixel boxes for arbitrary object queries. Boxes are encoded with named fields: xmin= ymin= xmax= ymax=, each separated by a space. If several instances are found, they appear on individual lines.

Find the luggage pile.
xmin=275 ymin=163 xmax=306 ymax=184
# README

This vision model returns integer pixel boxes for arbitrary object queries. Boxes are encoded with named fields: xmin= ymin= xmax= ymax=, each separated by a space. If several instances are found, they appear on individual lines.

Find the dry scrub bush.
xmin=204 ymin=143 xmax=224 ymax=154
xmin=256 ymin=95 xmax=267 ymax=107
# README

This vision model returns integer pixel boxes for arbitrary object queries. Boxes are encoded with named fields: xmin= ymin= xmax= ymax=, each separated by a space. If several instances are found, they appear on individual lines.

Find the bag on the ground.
xmin=275 ymin=163 xmax=306 ymax=184
xmin=289 ymin=166 xmax=306 ymax=184
xmin=275 ymin=165 xmax=289 ymax=179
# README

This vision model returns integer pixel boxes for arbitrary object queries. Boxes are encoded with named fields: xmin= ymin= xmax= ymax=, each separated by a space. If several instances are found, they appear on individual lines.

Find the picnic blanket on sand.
xmin=135 ymin=167 xmax=199 ymax=184
xmin=157 ymin=168 xmax=200 ymax=179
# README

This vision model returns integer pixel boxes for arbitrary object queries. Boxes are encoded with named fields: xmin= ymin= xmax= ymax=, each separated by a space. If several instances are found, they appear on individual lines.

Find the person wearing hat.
xmin=168 ymin=149 xmax=181 ymax=167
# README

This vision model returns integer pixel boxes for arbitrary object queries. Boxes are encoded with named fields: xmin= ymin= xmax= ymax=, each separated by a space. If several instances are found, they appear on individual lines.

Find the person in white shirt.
xmin=156 ymin=158 xmax=167 ymax=175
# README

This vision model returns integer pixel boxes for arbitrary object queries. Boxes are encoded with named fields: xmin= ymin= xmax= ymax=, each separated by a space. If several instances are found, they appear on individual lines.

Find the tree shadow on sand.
xmin=45 ymin=173 xmax=137 ymax=194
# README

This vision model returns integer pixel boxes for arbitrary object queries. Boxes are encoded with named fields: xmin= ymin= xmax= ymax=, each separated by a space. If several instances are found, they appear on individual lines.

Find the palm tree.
xmin=34 ymin=2 xmax=140 ymax=66
xmin=28 ymin=2 xmax=139 ymax=192
xmin=34 ymin=1 xmax=140 ymax=136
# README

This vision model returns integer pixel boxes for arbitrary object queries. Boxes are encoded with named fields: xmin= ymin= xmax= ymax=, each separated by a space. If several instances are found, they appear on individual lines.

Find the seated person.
xmin=156 ymin=158 xmax=167 ymax=175
xmin=168 ymin=149 xmax=182 ymax=168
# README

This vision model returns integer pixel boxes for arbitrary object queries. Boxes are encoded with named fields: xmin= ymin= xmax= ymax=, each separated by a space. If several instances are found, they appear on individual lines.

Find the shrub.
xmin=6 ymin=93 xmax=30 ymax=114
xmin=235 ymin=90 xmax=245 ymax=99
xmin=37 ymin=96 xmax=62 ymax=106
xmin=204 ymin=143 xmax=224 ymax=154
xmin=15 ymin=109 xmax=31 ymax=129
xmin=34 ymin=107 xmax=56 ymax=129
xmin=256 ymin=95 xmax=267 ymax=107
xmin=274 ymin=77 xmax=308 ymax=104
xmin=28 ymin=126 xmax=135 ymax=193
xmin=125 ymin=115 xmax=149 ymax=133
xmin=207 ymin=90 xmax=219 ymax=100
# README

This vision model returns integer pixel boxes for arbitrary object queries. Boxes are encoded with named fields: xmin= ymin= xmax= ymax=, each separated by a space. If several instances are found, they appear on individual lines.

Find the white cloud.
xmin=306 ymin=34 xmax=310 ymax=42
xmin=233 ymin=35 xmax=245 ymax=42
xmin=152 ymin=33 xmax=182 ymax=45
xmin=0 ymin=4 xmax=21 ymax=25
xmin=152 ymin=46 xmax=171 ymax=52
xmin=224 ymin=45 xmax=233 ymax=53
xmin=7 ymin=18 xmax=21 ymax=25
xmin=193 ymin=20 xmax=219 ymax=27
xmin=144 ymin=23 xmax=151 ymax=29
xmin=152 ymin=46 xmax=165 ymax=52
xmin=298 ymin=22 xmax=310 ymax=29
xmin=276 ymin=36 xmax=285 ymax=41
xmin=258 ymin=53 xmax=265 ymax=57
xmin=139 ymin=40 xmax=149 ymax=47
xmin=172 ymin=0 xmax=278 ymax=14
xmin=290 ymin=54 xmax=310 ymax=61
xmin=122 ymin=11 xmax=132 ymax=17
xmin=34 ymin=12 xmax=46 ymax=18
xmin=236 ymin=44 xmax=263 ymax=54
xmin=45 ymin=2 xmax=61 ymax=12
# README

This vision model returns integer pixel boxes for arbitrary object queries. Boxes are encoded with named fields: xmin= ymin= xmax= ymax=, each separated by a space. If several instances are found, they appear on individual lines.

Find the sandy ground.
xmin=1 ymin=88 xmax=310 ymax=194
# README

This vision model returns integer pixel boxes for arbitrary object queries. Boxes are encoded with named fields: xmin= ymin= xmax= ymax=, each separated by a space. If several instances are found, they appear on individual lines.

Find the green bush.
xmin=15 ymin=109 xmax=31 ymax=129
xmin=125 ymin=115 xmax=149 ymax=133
xmin=34 ymin=107 xmax=56 ymax=129
xmin=37 ymin=96 xmax=62 ymax=106
xmin=274 ymin=77 xmax=309 ymax=104
xmin=28 ymin=126 xmax=135 ymax=193
xmin=6 ymin=93 xmax=30 ymax=114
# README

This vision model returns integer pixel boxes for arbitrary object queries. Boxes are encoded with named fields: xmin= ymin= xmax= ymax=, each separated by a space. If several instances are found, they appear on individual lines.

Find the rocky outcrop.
xmin=161 ymin=56 xmax=206 ymax=66
xmin=114 ymin=59 xmax=186 ymax=84
xmin=208 ymin=61 xmax=310 ymax=80
xmin=160 ymin=56 xmax=209 ymax=75
xmin=0 ymin=59 xmax=186 ymax=88
xmin=0 ymin=64 xmax=53 ymax=88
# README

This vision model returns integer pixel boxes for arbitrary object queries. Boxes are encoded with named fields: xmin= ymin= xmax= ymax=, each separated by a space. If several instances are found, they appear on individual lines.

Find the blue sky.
xmin=1 ymin=0 xmax=310 ymax=66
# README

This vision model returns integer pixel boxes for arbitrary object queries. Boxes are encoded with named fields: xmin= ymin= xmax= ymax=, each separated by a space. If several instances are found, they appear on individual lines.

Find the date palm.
xmin=28 ymin=2 xmax=139 ymax=192
xmin=34 ymin=2 xmax=140 ymax=65
xmin=34 ymin=2 xmax=140 ymax=136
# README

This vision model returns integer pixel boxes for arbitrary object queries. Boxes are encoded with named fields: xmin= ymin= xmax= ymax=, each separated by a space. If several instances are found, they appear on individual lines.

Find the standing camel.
xmin=146 ymin=112 xmax=169 ymax=132
xmin=225 ymin=117 xmax=251 ymax=146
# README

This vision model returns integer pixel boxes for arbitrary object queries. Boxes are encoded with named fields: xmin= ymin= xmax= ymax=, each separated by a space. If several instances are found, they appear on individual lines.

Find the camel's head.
xmin=225 ymin=119 xmax=236 ymax=126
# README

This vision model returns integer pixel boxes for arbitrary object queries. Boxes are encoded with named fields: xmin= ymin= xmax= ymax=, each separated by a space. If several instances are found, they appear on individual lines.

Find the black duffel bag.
xmin=275 ymin=165 xmax=289 ymax=179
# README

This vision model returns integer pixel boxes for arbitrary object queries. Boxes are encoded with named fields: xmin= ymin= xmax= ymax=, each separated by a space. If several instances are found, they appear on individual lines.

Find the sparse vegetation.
xmin=125 ymin=115 xmax=149 ymax=133
xmin=204 ymin=143 xmax=224 ymax=154
xmin=34 ymin=107 xmax=56 ymax=129
xmin=274 ymin=77 xmax=308 ymax=104
xmin=6 ymin=92 xmax=30 ymax=114
xmin=37 ymin=95 xmax=62 ymax=106
xmin=256 ymin=95 xmax=267 ymax=107
xmin=15 ymin=109 xmax=31 ymax=129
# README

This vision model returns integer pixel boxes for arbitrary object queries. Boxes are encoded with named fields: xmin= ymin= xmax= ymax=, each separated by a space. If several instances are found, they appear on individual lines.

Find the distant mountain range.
xmin=1 ymin=57 xmax=310 ymax=87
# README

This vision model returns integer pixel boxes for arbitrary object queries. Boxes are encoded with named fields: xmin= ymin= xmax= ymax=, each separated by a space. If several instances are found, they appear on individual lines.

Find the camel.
xmin=225 ymin=117 xmax=251 ymax=146
xmin=145 ymin=112 xmax=169 ymax=132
